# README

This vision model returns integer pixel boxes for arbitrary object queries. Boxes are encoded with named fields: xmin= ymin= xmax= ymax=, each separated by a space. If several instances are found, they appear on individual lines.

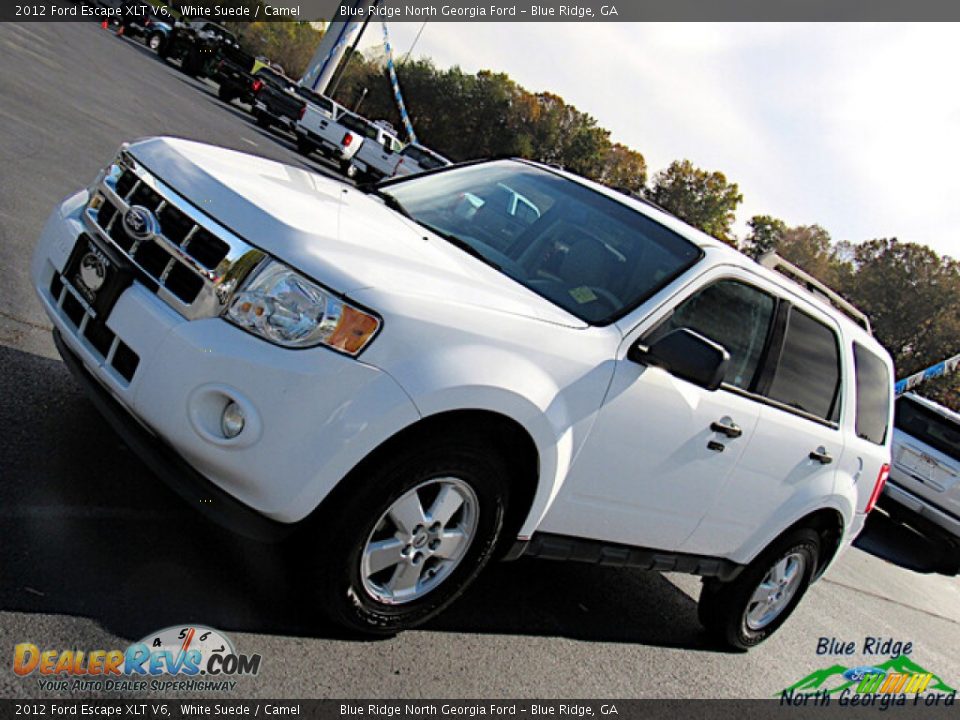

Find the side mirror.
xmin=628 ymin=328 xmax=730 ymax=391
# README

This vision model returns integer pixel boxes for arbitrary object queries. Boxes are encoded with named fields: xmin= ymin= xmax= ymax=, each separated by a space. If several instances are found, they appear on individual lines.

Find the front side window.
xmin=645 ymin=280 xmax=776 ymax=390
xmin=853 ymin=343 xmax=891 ymax=444
xmin=766 ymin=309 xmax=842 ymax=422
xmin=381 ymin=161 xmax=703 ymax=323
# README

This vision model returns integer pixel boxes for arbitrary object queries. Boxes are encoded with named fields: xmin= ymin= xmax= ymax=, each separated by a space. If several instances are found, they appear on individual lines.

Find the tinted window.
xmin=895 ymin=397 xmax=960 ymax=461
xmin=646 ymin=280 xmax=775 ymax=390
xmin=853 ymin=344 xmax=891 ymax=444
xmin=340 ymin=114 xmax=378 ymax=139
xmin=404 ymin=146 xmax=448 ymax=169
xmin=767 ymin=309 xmax=841 ymax=421
xmin=381 ymin=161 xmax=703 ymax=324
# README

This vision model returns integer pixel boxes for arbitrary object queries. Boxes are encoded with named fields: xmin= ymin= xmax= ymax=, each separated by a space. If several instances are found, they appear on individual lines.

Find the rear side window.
xmin=853 ymin=344 xmax=891 ymax=444
xmin=766 ymin=309 xmax=842 ymax=422
xmin=646 ymin=279 xmax=776 ymax=391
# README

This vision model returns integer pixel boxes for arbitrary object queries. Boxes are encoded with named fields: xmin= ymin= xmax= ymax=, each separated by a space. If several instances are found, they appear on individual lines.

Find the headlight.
xmin=225 ymin=260 xmax=380 ymax=355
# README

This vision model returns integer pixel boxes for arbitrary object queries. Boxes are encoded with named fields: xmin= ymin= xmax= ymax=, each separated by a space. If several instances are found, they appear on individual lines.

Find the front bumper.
xmin=32 ymin=191 xmax=420 ymax=527
xmin=883 ymin=478 xmax=960 ymax=539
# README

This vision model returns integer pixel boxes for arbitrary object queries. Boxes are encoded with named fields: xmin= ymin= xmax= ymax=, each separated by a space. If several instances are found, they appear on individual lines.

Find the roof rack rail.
xmin=757 ymin=251 xmax=872 ymax=334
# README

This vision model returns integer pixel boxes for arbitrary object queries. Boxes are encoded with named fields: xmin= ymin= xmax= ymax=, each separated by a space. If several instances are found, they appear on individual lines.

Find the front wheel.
xmin=698 ymin=528 xmax=819 ymax=650
xmin=302 ymin=442 xmax=510 ymax=635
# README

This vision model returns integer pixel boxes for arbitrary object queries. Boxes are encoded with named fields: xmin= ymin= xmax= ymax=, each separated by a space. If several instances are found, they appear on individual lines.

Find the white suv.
xmin=32 ymin=138 xmax=894 ymax=648
xmin=882 ymin=393 xmax=960 ymax=568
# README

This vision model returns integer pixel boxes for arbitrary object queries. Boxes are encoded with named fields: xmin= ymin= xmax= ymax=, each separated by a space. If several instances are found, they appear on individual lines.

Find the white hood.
xmin=127 ymin=137 xmax=585 ymax=328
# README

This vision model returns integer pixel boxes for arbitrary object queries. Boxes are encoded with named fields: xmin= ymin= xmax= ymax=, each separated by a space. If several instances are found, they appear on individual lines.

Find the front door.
xmin=540 ymin=274 xmax=778 ymax=550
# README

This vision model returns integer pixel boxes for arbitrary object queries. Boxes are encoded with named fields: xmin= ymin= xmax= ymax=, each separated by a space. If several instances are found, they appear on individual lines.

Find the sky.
xmin=356 ymin=22 xmax=960 ymax=259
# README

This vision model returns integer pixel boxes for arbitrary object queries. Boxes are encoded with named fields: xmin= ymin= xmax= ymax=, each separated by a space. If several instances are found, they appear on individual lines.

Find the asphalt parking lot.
xmin=0 ymin=22 xmax=958 ymax=699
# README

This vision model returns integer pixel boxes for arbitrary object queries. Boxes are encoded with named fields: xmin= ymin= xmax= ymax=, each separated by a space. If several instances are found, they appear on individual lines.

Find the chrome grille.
xmin=83 ymin=152 xmax=265 ymax=321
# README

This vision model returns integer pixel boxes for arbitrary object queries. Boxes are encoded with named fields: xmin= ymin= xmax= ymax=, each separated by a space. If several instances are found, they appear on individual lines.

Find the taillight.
xmin=252 ymin=79 xmax=263 ymax=94
xmin=342 ymin=133 xmax=353 ymax=147
xmin=298 ymin=105 xmax=307 ymax=120
xmin=865 ymin=463 xmax=890 ymax=513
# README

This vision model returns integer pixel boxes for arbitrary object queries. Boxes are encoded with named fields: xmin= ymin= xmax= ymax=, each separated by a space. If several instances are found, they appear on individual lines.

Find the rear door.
xmin=683 ymin=297 xmax=848 ymax=557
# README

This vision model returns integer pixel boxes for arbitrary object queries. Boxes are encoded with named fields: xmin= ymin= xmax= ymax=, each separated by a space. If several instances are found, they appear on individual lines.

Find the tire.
xmin=300 ymin=440 xmax=510 ymax=635
xmin=295 ymin=136 xmax=314 ymax=157
xmin=147 ymin=33 xmax=163 ymax=52
xmin=698 ymin=528 xmax=820 ymax=650
xmin=255 ymin=111 xmax=271 ymax=129
xmin=217 ymin=85 xmax=235 ymax=104
xmin=341 ymin=160 xmax=358 ymax=178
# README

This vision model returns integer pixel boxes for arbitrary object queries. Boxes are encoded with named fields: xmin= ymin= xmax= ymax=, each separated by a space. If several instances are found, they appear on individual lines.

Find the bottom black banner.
xmin=0 ymin=699 xmax=957 ymax=720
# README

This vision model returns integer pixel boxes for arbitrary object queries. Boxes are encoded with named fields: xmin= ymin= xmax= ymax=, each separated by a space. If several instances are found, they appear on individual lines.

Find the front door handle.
xmin=809 ymin=447 xmax=833 ymax=465
xmin=711 ymin=418 xmax=742 ymax=439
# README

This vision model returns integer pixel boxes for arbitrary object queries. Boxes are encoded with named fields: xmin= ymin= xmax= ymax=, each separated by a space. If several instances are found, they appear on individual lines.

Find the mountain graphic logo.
xmin=780 ymin=655 xmax=956 ymax=696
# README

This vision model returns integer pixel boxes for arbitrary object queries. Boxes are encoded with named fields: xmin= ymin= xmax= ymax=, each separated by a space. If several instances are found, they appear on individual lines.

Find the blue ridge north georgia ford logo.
xmin=122 ymin=205 xmax=157 ymax=241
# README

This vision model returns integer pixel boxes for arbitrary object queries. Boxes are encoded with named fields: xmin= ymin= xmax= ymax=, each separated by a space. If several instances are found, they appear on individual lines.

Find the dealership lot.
xmin=0 ymin=22 xmax=958 ymax=698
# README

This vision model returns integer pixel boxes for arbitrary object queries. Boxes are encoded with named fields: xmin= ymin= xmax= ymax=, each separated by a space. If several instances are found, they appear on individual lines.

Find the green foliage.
xmin=327 ymin=56 xmax=646 ymax=190
xmin=743 ymin=214 xmax=787 ymax=259
xmin=748 ymin=221 xmax=960 ymax=409
xmin=229 ymin=21 xmax=322 ymax=78
xmin=645 ymin=160 xmax=743 ymax=246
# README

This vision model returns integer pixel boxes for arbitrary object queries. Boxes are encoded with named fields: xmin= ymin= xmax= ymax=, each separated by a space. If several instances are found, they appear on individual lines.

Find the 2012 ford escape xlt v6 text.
xmin=32 ymin=138 xmax=895 ymax=649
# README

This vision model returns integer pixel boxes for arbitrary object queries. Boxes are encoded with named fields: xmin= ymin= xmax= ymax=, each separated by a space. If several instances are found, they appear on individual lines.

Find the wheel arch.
xmin=748 ymin=507 xmax=847 ymax=582
xmin=316 ymin=408 xmax=544 ymax=552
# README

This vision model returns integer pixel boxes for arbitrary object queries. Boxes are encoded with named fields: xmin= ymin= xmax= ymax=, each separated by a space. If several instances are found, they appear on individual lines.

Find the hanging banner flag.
xmin=381 ymin=22 xmax=417 ymax=144
xmin=895 ymin=352 xmax=960 ymax=395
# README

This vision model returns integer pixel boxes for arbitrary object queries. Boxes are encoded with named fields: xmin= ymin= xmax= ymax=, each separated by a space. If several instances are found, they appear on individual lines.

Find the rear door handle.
xmin=809 ymin=447 xmax=833 ymax=464
xmin=711 ymin=418 xmax=742 ymax=439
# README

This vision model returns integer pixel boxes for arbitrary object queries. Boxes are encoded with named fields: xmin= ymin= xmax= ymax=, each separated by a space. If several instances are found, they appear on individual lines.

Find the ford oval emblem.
xmin=122 ymin=205 xmax=157 ymax=241
xmin=843 ymin=666 xmax=886 ymax=682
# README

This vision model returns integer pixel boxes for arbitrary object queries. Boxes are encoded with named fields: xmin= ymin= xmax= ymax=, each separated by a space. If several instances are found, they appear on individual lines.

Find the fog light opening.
xmin=221 ymin=401 xmax=246 ymax=439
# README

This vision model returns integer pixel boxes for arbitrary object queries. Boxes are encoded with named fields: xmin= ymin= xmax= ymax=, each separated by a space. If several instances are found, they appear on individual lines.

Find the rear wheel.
xmin=147 ymin=33 xmax=163 ymax=52
xmin=217 ymin=85 xmax=236 ymax=104
xmin=255 ymin=111 xmax=271 ymax=129
xmin=300 ymin=441 xmax=510 ymax=635
xmin=699 ymin=528 xmax=819 ymax=650
xmin=295 ymin=136 xmax=314 ymax=156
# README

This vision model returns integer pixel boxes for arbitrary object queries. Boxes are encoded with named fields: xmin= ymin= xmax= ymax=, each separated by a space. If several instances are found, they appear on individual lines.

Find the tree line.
xmin=230 ymin=23 xmax=959 ymax=408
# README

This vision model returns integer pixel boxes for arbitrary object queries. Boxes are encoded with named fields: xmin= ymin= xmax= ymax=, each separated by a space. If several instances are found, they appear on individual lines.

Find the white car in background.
xmin=882 ymin=393 xmax=960 ymax=569
xmin=393 ymin=143 xmax=453 ymax=178
xmin=345 ymin=119 xmax=406 ymax=182
xmin=33 ymin=139 xmax=894 ymax=649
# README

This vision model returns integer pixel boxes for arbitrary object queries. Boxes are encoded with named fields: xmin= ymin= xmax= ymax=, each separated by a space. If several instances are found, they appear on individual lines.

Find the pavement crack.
xmin=0 ymin=310 xmax=51 ymax=332
xmin=821 ymin=577 xmax=959 ymax=625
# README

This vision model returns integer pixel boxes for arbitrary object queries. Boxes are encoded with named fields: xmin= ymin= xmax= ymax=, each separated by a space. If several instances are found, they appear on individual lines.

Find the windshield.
xmin=896 ymin=397 xmax=960 ymax=461
xmin=380 ymin=161 xmax=703 ymax=323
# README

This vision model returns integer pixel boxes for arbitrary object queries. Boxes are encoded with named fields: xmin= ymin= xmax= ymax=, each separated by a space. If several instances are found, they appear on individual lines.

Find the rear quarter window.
xmin=766 ymin=308 xmax=842 ymax=422
xmin=853 ymin=343 xmax=891 ymax=445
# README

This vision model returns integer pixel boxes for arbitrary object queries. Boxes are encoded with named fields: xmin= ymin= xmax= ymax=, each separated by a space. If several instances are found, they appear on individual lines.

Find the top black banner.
xmin=8 ymin=0 xmax=960 ymax=22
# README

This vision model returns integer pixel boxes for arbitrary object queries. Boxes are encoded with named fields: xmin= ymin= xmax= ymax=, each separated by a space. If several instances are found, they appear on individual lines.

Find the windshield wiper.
xmin=360 ymin=185 xmax=413 ymax=220
xmin=358 ymin=186 xmax=501 ymax=271
xmin=418 ymin=223 xmax=502 ymax=271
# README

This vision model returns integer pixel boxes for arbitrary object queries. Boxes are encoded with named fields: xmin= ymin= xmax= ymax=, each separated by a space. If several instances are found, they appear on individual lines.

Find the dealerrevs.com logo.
xmin=12 ymin=625 xmax=261 ymax=693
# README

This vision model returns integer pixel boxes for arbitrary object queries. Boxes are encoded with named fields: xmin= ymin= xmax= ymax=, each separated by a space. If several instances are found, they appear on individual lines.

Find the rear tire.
xmin=295 ymin=136 xmax=314 ymax=157
xmin=298 ymin=441 xmax=510 ymax=635
xmin=699 ymin=528 xmax=819 ymax=650
xmin=255 ymin=111 xmax=271 ymax=129
xmin=147 ymin=33 xmax=163 ymax=52
xmin=217 ymin=85 xmax=236 ymax=104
